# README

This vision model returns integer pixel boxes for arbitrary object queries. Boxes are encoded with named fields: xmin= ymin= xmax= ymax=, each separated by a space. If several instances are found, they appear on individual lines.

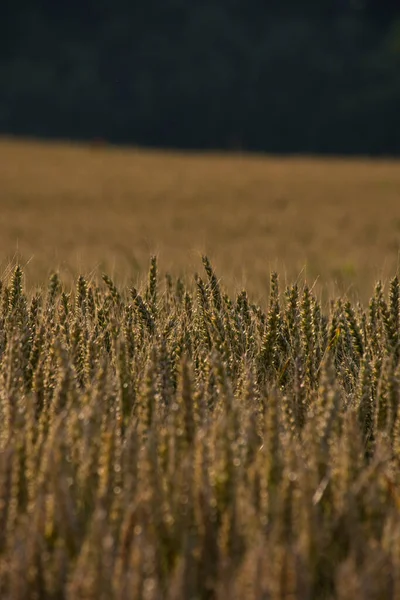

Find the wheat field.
xmin=0 ymin=258 xmax=400 ymax=599
xmin=1 ymin=138 xmax=400 ymax=599
xmin=1 ymin=137 xmax=399 ymax=300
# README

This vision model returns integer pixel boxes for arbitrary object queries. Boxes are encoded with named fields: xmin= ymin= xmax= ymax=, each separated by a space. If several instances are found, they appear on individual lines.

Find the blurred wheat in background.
xmin=1 ymin=138 xmax=399 ymax=303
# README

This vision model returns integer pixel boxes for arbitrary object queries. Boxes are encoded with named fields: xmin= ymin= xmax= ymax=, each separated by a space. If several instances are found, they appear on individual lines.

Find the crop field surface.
xmin=1 ymin=137 xmax=400 ymax=599
xmin=0 ymin=259 xmax=400 ymax=599
xmin=0 ymin=137 xmax=400 ymax=300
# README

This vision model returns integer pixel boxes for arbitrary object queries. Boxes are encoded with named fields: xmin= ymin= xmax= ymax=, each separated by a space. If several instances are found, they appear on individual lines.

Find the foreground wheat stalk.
xmin=0 ymin=259 xmax=399 ymax=599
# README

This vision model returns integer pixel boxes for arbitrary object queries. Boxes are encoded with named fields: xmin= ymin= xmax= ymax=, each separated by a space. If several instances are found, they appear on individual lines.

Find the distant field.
xmin=1 ymin=136 xmax=399 ymax=301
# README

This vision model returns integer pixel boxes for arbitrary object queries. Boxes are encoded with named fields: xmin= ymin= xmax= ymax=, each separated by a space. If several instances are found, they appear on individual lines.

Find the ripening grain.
xmin=0 ymin=258 xmax=400 ymax=599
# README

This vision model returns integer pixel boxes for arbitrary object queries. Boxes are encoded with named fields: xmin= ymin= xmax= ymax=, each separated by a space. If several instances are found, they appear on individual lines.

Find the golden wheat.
xmin=0 ymin=258 xmax=399 ymax=599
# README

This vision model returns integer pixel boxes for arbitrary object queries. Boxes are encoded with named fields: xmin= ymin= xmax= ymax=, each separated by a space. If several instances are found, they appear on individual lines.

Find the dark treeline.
xmin=1 ymin=0 xmax=400 ymax=154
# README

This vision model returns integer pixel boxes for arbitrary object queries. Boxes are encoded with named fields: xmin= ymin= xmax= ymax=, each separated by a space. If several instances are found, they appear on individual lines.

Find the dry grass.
xmin=1 ymin=136 xmax=400 ymax=300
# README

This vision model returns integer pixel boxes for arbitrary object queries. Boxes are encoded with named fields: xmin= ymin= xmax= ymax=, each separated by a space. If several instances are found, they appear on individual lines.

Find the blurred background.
xmin=1 ymin=0 xmax=400 ymax=155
